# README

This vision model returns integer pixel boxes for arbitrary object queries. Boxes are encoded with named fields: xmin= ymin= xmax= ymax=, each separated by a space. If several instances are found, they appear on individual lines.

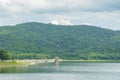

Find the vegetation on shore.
xmin=0 ymin=50 xmax=28 ymax=65
xmin=0 ymin=50 xmax=10 ymax=61
xmin=0 ymin=50 xmax=120 ymax=66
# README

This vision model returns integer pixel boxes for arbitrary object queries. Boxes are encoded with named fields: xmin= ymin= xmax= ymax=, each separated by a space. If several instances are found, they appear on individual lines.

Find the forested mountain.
xmin=0 ymin=22 xmax=120 ymax=60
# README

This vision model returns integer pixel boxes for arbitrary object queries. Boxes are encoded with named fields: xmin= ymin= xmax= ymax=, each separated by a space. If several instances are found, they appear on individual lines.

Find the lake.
xmin=0 ymin=61 xmax=120 ymax=80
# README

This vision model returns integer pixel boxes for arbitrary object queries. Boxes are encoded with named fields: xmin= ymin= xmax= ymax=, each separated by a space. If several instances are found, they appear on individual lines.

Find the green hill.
xmin=0 ymin=22 xmax=120 ymax=60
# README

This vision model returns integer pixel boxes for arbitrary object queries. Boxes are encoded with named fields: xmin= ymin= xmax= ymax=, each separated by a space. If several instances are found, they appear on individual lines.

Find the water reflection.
xmin=0 ymin=62 xmax=120 ymax=73
xmin=0 ymin=66 xmax=28 ymax=73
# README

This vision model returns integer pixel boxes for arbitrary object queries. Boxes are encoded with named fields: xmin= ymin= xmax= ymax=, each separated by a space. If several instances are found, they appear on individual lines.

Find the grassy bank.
xmin=62 ymin=60 xmax=120 ymax=63
xmin=0 ymin=61 xmax=28 ymax=66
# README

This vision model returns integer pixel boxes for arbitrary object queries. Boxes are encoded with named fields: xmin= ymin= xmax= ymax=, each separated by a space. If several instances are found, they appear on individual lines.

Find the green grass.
xmin=62 ymin=60 xmax=120 ymax=63
xmin=0 ymin=61 xmax=29 ymax=65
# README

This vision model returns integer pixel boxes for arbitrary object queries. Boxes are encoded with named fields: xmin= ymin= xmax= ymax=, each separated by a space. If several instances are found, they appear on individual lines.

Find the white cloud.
xmin=82 ymin=23 xmax=92 ymax=26
xmin=50 ymin=19 xmax=72 ymax=25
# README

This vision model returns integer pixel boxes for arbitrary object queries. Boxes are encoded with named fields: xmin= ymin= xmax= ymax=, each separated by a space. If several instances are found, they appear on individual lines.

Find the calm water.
xmin=0 ymin=62 xmax=120 ymax=80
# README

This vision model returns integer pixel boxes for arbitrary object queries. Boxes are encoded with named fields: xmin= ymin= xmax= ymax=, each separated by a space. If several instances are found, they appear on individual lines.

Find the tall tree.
xmin=0 ymin=50 xmax=10 ymax=61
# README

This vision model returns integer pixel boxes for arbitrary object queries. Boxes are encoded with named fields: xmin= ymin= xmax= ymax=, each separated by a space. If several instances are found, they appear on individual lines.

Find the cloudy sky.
xmin=0 ymin=0 xmax=120 ymax=30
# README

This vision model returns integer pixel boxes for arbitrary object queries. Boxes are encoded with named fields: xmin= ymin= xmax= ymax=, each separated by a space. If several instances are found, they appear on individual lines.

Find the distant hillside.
xmin=0 ymin=22 xmax=120 ymax=60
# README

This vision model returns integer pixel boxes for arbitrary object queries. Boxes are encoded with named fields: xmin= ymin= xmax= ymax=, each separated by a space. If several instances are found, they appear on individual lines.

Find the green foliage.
xmin=11 ymin=53 xmax=49 ymax=60
xmin=0 ymin=22 xmax=120 ymax=60
xmin=0 ymin=50 xmax=11 ymax=61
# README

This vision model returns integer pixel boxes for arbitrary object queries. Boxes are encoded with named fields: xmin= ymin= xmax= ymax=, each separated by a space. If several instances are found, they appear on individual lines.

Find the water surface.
xmin=0 ymin=62 xmax=120 ymax=80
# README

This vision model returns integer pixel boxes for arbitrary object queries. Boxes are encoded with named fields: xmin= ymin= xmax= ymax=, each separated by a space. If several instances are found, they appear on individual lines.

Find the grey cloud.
xmin=1 ymin=0 xmax=120 ymax=15
xmin=0 ymin=0 xmax=120 ymax=30
xmin=34 ymin=0 xmax=120 ymax=14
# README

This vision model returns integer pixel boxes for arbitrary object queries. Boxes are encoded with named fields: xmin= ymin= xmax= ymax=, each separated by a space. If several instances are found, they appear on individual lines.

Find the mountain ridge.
xmin=0 ymin=22 xmax=120 ymax=60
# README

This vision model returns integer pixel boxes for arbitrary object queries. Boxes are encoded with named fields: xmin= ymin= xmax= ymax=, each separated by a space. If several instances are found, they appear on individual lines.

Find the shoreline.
xmin=62 ymin=60 xmax=120 ymax=63
xmin=0 ymin=59 xmax=62 ymax=66
xmin=0 ymin=59 xmax=120 ymax=66
xmin=16 ymin=59 xmax=56 ymax=65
